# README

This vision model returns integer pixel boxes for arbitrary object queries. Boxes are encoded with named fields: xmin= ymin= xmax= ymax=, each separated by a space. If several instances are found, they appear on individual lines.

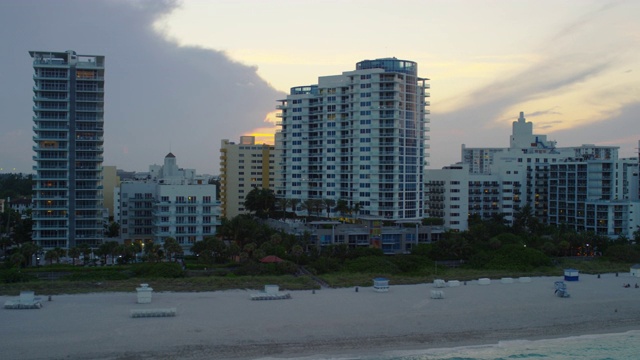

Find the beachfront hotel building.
xmin=548 ymin=156 xmax=640 ymax=237
xmin=425 ymin=112 xmax=640 ymax=238
xmin=30 ymin=50 xmax=105 ymax=249
xmin=115 ymin=153 xmax=221 ymax=251
xmin=276 ymin=58 xmax=430 ymax=220
xmin=219 ymin=136 xmax=280 ymax=219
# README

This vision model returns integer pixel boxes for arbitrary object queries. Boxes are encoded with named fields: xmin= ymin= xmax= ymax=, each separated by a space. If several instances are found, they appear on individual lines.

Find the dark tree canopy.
xmin=243 ymin=187 xmax=276 ymax=218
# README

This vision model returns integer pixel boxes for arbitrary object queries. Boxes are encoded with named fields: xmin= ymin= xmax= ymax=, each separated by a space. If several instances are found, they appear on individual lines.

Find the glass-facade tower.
xmin=276 ymin=58 xmax=430 ymax=220
xmin=30 ymin=50 xmax=105 ymax=249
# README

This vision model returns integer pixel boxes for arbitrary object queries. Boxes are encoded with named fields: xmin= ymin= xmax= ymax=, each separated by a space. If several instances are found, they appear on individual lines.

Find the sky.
xmin=0 ymin=0 xmax=639 ymax=175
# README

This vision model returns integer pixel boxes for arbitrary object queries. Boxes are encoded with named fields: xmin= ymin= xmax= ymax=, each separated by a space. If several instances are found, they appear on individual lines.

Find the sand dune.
xmin=1 ymin=273 xmax=639 ymax=359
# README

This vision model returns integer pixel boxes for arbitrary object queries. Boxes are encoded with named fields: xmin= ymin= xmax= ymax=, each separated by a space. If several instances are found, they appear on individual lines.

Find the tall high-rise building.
xmin=30 ymin=50 xmax=105 ymax=249
xmin=276 ymin=58 xmax=430 ymax=220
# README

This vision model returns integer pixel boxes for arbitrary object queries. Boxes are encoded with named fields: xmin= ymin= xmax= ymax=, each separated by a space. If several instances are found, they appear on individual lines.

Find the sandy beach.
xmin=1 ymin=273 xmax=640 ymax=360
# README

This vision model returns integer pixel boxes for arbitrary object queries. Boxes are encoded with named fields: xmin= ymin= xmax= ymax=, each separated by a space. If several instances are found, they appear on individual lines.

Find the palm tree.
xmin=163 ymin=236 xmax=183 ymax=261
xmin=78 ymin=244 xmax=92 ymax=265
xmin=513 ymin=204 xmax=534 ymax=234
xmin=218 ymin=215 xmax=259 ymax=249
xmin=335 ymin=199 xmax=349 ymax=219
xmin=289 ymin=198 xmax=300 ymax=216
xmin=301 ymin=199 xmax=323 ymax=219
xmin=301 ymin=199 xmax=315 ymax=218
xmin=322 ymin=199 xmax=336 ymax=219
xmin=351 ymin=202 xmax=361 ymax=223
xmin=19 ymin=242 xmax=40 ymax=267
xmin=68 ymin=247 xmax=81 ymax=266
xmin=244 ymin=187 xmax=276 ymax=219
xmin=44 ymin=250 xmax=54 ymax=265
xmin=276 ymin=198 xmax=290 ymax=220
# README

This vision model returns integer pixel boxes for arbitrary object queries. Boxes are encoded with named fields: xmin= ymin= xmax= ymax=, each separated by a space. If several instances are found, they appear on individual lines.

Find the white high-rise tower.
xmin=276 ymin=58 xmax=430 ymax=220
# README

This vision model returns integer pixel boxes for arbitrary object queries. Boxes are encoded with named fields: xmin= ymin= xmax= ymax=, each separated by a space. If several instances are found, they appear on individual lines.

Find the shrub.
xmin=0 ymin=269 xmax=36 ymax=283
xmin=64 ymin=270 xmax=132 ymax=281
xmin=132 ymin=262 xmax=184 ymax=278
xmin=389 ymin=255 xmax=430 ymax=273
xmin=350 ymin=247 xmax=384 ymax=259
xmin=343 ymin=256 xmax=400 ymax=274
xmin=410 ymin=243 xmax=433 ymax=257
xmin=233 ymin=262 xmax=263 ymax=276
xmin=605 ymin=244 xmax=640 ymax=263
xmin=308 ymin=257 xmax=342 ymax=274
xmin=483 ymin=245 xmax=551 ymax=271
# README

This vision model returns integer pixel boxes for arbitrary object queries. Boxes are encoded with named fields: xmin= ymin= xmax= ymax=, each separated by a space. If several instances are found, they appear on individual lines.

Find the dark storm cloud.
xmin=0 ymin=0 xmax=285 ymax=174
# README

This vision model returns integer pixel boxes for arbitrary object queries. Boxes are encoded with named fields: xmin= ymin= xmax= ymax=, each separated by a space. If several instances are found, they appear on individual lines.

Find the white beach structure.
xmin=564 ymin=268 xmax=580 ymax=281
xmin=433 ymin=279 xmax=447 ymax=288
xmin=631 ymin=264 xmax=640 ymax=277
xmin=250 ymin=285 xmax=291 ymax=300
xmin=136 ymin=284 xmax=153 ymax=304
xmin=373 ymin=278 xmax=390 ymax=292
xmin=4 ymin=291 xmax=42 ymax=309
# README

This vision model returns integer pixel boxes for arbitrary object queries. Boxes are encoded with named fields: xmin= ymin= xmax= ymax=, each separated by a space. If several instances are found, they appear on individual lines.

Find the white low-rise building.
xmin=115 ymin=153 xmax=221 ymax=252
xmin=426 ymin=112 xmax=640 ymax=238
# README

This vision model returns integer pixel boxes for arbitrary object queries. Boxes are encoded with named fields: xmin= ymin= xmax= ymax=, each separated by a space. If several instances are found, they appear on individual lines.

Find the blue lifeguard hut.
xmin=564 ymin=268 xmax=579 ymax=281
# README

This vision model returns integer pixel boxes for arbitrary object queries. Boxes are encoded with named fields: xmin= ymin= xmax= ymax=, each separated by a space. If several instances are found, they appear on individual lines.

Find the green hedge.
xmin=343 ymin=256 xmax=401 ymax=274
xmin=0 ymin=269 xmax=37 ymax=283
xmin=63 ymin=270 xmax=133 ymax=281
xmin=131 ymin=262 xmax=185 ymax=278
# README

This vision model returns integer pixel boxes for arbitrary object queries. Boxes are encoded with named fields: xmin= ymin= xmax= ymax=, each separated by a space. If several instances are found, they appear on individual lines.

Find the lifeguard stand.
xmin=373 ymin=278 xmax=389 ymax=292
xmin=564 ymin=268 xmax=579 ymax=281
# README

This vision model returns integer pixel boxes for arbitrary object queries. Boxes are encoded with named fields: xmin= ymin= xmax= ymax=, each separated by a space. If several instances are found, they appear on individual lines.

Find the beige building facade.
xmin=102 ymin=165 xmax=119 ymax=220
xmin=220 ymin=136 xmax=280 ymax=219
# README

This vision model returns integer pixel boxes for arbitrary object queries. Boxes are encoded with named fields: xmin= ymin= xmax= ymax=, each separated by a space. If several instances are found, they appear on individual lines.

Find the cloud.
xmin=0 ymin=0 xmax=285 ymax=174
xmin=428 ymin=1 xmax=640 ymax=168
xmin=549 ymin=101 xmax=640 ymax=158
